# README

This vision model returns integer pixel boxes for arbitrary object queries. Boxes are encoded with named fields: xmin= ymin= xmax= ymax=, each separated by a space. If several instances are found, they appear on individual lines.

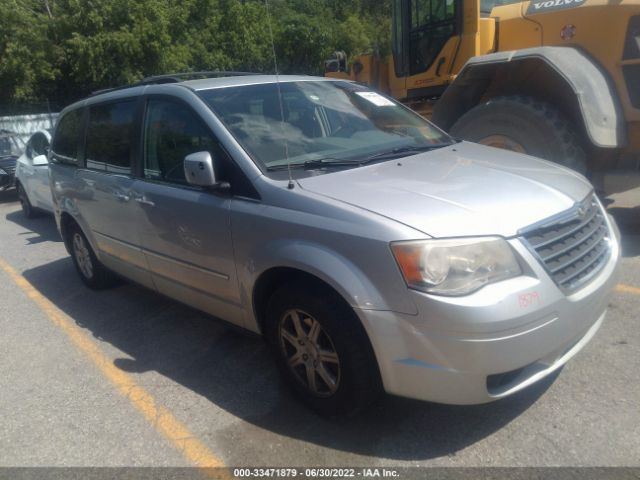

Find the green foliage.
xmin=0 ymin=0 xmax=392 ymax=109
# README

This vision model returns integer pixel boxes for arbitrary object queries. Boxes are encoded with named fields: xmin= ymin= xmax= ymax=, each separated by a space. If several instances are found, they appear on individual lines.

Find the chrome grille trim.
xmin=541 ymin=221 xmax=605 ymax=263
xmin=519 ymin=193 xmax=611 ymax=294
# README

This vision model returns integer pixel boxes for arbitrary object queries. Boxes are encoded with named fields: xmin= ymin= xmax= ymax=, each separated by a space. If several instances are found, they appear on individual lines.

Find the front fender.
xmin=242 ymin=239 xmax=418 ymax=331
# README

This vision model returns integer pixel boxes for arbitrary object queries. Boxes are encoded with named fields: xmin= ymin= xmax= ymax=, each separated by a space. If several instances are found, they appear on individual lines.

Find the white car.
xmin=15 ymin=129 xmax=53 ymax=217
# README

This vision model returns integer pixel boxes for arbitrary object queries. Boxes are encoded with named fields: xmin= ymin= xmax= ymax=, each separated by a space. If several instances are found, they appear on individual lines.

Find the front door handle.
xmin=133 ymin=195 xmax=155 ymax=207
xmin=113 ymin=192 xmax=130 ymax=202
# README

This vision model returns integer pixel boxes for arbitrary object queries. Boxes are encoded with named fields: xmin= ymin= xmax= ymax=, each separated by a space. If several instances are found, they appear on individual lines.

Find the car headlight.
xmin=0 ymin=168 xmax=6 ymax=175
xmin=391 ymin=237 xmax=522 ymax=296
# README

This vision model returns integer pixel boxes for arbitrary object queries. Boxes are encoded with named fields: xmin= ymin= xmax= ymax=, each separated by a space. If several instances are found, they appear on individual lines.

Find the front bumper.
xmin=357 ymin=216 xmax=621 ymax=405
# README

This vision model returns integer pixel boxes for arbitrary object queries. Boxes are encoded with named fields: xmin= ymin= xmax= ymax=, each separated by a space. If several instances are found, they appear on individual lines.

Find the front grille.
xmin=520 ymin=194 xmax=611 ymax=294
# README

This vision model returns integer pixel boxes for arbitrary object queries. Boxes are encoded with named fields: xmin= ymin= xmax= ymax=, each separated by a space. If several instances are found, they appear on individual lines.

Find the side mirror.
xmin=184 ymin=151 xmax=221 ymax=187
xmin=32 ymin=154 xmax=49 ymax=166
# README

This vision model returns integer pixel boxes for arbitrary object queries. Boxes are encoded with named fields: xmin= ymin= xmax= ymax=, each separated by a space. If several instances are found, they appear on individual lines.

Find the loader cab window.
xmin=392 ymin=0 xmax=458 ymax=77
xmin=409 ymin=0 xmax=457 ymax=75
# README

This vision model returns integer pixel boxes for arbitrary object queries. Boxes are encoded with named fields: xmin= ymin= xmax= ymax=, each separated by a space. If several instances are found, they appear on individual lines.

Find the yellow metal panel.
xmin=387 ymin=56 xmax=407 ymax=99
xmin=493 ymin=3 xmax=542 ymax=50
xmin=522 ymin=1 xmax=640 ymax=122
xmin=478 ymin=17 xmax=497 ymax=55
xmin=406 ymin=36 xmax=461 ymax=91
xmin=451 ymin=0 xmax=482 ymax=72
xmin=626 ymin=121 xmax=640 ymax=150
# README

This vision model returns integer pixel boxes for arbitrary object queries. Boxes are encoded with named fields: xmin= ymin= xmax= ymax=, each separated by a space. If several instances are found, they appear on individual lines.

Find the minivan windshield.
xmin=198 ymin=80 xmax=453 ymax=171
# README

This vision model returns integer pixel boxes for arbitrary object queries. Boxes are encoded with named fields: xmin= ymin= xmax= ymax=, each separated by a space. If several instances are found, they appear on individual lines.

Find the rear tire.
xmin=265 ymin=282 xmax=382 ymax=417
xmin=450 ymin=95 xmax=588 ymax=174
xmin=17 ymin=183 xmax=38 ymax=219
xmin=67 ymin=223 xmax=118 ymax=290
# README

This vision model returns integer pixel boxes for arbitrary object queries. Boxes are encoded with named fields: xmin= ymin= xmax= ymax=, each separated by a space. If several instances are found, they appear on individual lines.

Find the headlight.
xmin=391 ymin=237 xmax=522 ymax=296
xmin=0 ymin=168 xmax=6 ymax=175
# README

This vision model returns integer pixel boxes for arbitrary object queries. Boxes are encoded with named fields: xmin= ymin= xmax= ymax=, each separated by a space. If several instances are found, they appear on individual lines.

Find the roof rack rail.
xmin=90 ymin=71 xmax=260 ymax=97
xmin=136 ymin=71 xmax=260 ymax=85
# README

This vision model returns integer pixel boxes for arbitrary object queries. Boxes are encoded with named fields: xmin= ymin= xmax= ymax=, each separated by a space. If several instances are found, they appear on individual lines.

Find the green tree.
xmin=0 ymin=0 xmax=394 ymax=110
xmin=0 ymin=1 xmax=56 ymax=105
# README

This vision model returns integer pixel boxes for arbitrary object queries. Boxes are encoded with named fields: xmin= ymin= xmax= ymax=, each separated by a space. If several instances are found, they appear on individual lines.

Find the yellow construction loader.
xmin=326 ymin=0 xmax=640 ymax=193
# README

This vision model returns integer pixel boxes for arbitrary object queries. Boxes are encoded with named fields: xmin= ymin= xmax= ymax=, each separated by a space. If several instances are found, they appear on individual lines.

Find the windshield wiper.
xmin=266 ymin=158 xmax=360 ymax=171
xmin=302 ymin=158 xmax=361 ymax=169
xmin=363 ymin=143 xmax=454 ymax=162
xmin=265 ymin=143 xmax=456 ymax=172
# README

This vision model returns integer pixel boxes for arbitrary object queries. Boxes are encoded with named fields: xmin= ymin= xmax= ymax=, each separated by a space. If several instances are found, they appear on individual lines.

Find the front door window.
xmin=143 ymin=99 xmax=217 ymax=185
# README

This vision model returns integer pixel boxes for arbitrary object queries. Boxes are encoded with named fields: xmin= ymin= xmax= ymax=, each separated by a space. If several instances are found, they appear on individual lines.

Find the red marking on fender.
xmin=519 ymin=291 xmax=541 ymax=308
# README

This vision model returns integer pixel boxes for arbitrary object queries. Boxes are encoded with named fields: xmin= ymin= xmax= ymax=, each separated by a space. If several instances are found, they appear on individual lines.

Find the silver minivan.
xmin=49 ymin=74 xmax=620 ymax=415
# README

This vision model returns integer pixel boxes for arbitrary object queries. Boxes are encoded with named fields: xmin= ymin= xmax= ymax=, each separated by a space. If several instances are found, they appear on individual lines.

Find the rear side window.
xmin=51 ymin=109 xmax=83 ymax=165
xmin=85 ymin=100 xmax=136 ymax=174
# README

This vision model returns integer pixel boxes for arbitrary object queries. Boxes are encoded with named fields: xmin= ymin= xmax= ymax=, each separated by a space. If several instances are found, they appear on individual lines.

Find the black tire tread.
xmin=265 ymin=282 xmax=382 ymax=417
xmin=67 ymin=223 xmax=119 ymax=290
xmin=16 ymin=182 xmax=38 ymax=219
xmin=450 ymin=95 xmax=588 ymax=174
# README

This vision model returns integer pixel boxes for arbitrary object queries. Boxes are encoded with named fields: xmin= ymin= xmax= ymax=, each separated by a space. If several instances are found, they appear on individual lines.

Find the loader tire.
xmin=450 ymin=95 xmax=588 ymax=174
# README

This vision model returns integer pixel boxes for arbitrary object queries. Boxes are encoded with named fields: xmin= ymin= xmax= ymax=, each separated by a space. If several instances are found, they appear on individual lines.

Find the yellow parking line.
xmin=616 ymin=283 xmax=640 ymax=296
xmin=0 ymin=258 xmax=229 ymax=477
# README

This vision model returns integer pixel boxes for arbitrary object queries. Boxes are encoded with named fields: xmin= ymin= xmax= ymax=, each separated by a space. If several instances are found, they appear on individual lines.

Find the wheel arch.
xmin=59 ymin=211 xmax=77 ymax=254
xmin=14 ymin=177 xmax=28 ymax=195
xmin=432 ymin=46 xmax=627 ymax=150
xmin=252 ymin=267 xmax=351 ymax=336
xmin=248 ymin=238 xmax=411 ymax=335
xmin=14 ymin=177 xmax=26 ymax=196
xmin=58 ymin=210 xmax=105 ymax=259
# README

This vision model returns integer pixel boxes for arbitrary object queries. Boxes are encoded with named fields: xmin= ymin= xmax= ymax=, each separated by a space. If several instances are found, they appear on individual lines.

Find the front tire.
xmin=17 ymin=183 xmax=37 ymax=219
xmin=450 ymin=95 xmax=588 ymax=174
xmin=68 ymin=224 xmax=118 ymax=290
xmin=265 ymin=282 xmax=382 ymax=417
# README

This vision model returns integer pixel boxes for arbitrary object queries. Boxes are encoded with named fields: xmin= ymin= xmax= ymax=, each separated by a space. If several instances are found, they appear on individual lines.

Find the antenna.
xmin=264 ymin=0 xmax=294 ymax=190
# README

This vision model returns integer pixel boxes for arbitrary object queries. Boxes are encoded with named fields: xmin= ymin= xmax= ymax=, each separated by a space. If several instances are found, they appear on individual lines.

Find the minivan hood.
xmin=297 ymin=142 xmax=593 ymax=238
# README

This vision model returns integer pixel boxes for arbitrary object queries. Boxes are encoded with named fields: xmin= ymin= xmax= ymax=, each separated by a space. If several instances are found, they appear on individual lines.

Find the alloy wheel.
xmin=278 ymin=309 xmax=341 ymax=397
xmin=72 ymin=233 xmax=93 ymax=279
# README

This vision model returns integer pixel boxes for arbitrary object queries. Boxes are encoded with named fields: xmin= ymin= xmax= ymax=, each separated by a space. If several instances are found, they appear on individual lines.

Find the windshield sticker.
xmin=526 ymin=0 xmax=585 ymax=15
xmin=355 ymin=91 xmax=396 ymax=107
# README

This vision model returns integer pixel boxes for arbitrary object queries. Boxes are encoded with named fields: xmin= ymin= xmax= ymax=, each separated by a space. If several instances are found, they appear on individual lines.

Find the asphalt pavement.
xmin=0 ymin=187 xmax=638 ymax=473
